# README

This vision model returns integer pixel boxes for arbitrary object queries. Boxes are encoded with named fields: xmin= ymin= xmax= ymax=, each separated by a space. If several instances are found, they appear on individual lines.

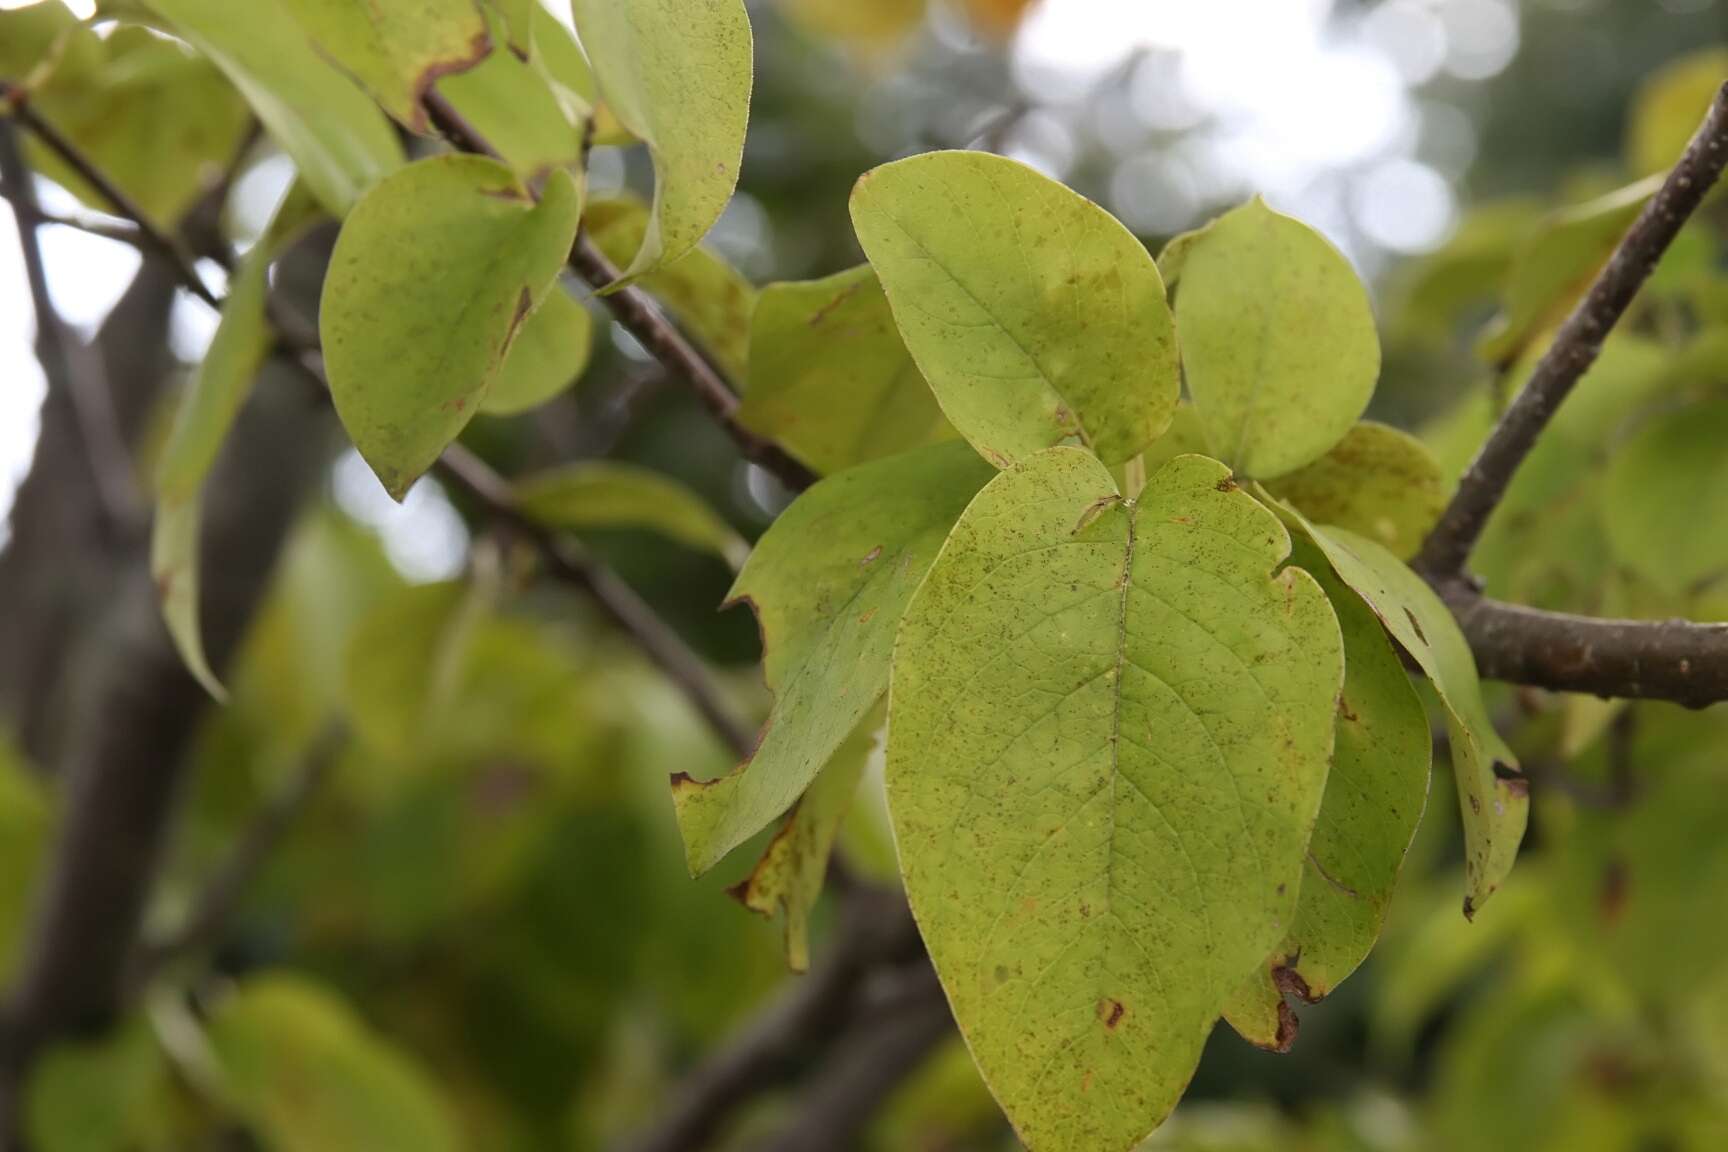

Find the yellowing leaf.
xmin=278 ymin=0 xmax=491 ymax=130
xmin=851 ymin=150 xmax=1179 ymax=468
xmin=740 ymin=265 xmax=953 ymax=476
xmin=1627 ymin=48 xmax=1728 ymax=177
xmin=1173 ymin=197 xmax=1379 ymax=479
xmin=515 ymin=460 xmax=749 ymax=572
xmin=210 ymin=975 xmax=459 ymax=1152
xmin=144 ymin=0 xmax=404 ymax=218
xmin=1603 ymin=399 xmax=1728 ymax=598
xmin=673 ymin=441 xmax=994 ymax=874
xmin=585 ymin=195 xmax=755 ymax=381
xmin=1263 ymin=422 xmax=1449 ymax=562
xmin=479 ymin=289 xmax=592 ymax=416
xmin=322 ymin=155 xmax=583 ymax=498
xmin=729 ymin=705 xmax=875 ymax=971
xmin=887 ymin=449 xmax=1342 ymax=1151
xmin=569 ymin=0 xmax=752 ymax=281
xmin=1271 ymin=506 xmax=1526 ymax=917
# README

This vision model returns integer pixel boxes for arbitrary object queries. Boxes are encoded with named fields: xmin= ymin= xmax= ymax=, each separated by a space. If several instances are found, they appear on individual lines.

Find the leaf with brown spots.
xmin=887 ymin=449 xmax=1342 ymax=1151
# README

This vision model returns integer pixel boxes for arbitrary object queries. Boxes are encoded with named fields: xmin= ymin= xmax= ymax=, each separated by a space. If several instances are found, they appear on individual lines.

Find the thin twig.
xmin=0 ymin=120 xmax=141 ymax=531
xmin=1416 ymin=82 xmax=1728 ymax=579
xmin=127 ymin=722 xmax=344 ymax=987
xmin=0 ymin=186 xmax=144 ymax=247
xmin=2 ymin=86 xmax=224 ymax=310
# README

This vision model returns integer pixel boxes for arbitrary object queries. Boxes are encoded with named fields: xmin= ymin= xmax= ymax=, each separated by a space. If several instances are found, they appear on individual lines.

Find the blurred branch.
xmin=0 ymin=120 xmax=141 ymax=532
xmin=0 ymin=188 xmax=144 ymax=247
xmin=127 ymin=722 xmax=344 ymax=989
xmin=1417 ymin=82 xmax=1728 ymax=579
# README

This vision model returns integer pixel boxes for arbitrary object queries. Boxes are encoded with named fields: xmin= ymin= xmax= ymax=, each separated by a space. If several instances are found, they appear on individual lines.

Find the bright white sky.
xmin=0 ymin=0 xmax=1529 ymax=566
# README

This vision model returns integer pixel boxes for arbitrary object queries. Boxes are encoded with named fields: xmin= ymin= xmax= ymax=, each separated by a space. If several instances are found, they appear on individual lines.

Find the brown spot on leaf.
xmin=860 ymin=545 xmax=883 ymax=567
xmin=1215 ymin=475 xmax=1238 ymax=493
xmin=505 ymin=286 xmax=534 ymax=345
xmin=1273 ymin=965 xmax=1317 ymax=1005
xmin=1403 ymin=607 xmax=1428 ymax=645
xmin=1098 ymin=998 xmax=1126 ymax=1029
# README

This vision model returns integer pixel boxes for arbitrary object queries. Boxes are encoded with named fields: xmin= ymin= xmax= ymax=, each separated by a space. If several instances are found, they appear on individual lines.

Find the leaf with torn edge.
xmin=887 ymin=449 xmax=1342 ymax=1151
xmin=730 ymin=704 xmax=877 ymax=972
xmin=1223 ymin=533 xmax=1430 ymax=1045
xmin=740 ymin=265 xmax=953 ymax=476
xmin=1262 ymin=422 xmax=1449 ymax=562
xmin=479 ymin=289 xmax=592 ymax=416
xmin=143 ymin=0 xmax=404 ymax=217
xmin=1172 ymin=197 xmax=1379 ymax=480
xmin=851 ymin=150 xmax=1178 ymax=468
xmin=515 ymin=460 xmax=749 ymax=573
xmin=673 ymin=441 xmax=994 ymax=875
xmin=278 ymin=0 xmax=491 ymax=131
xmin=321 ymin=155 xmax=582 ymax=499
xmin=568 ymin=0 xmax=752 ymax=282
xmin=1266 ymin=498 xmax=1526 ymax=918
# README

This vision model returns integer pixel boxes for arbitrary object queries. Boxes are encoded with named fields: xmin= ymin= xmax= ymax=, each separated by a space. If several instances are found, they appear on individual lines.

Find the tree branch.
xmin=1416 ymin=82 xmax=1728 ymax=578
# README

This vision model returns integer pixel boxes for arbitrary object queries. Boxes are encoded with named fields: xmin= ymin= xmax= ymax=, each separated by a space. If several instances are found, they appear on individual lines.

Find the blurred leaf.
xmin=515 ymin=459 xmax=749 ymax=571
xmin=1171 ymin=197 xmax=1379 ymax=479
xmin=143 ymin=0 xmax=404 ymax=217
xmin=1627 ymin=47 xmax=1728 ymax=177
xmin=1603 ymin=399 xmax=1728 ymax=599
xmin=322 ymin=156 xmax=582 ymax=498
xmin=0 ymin=2 xmax=103 ymax=94
xmin=210 ymin=974 xmax=459 ymax=1152
xmin=585 ymin=194 xmax=755 ymax=381
xmin=278 ymin=0 xmax=490 ymax=130
xmin=344 ymin=581 xmax=480 ymax=762
xmin=887 ymin=450 xmax=1341 ymax=1150
xmin=1263 ymin=422 xmax=1448 ymax=562
xmin=25 ymin=1017 xmax=173 ymax=1152
xmin=672 ymin=441 xmax=992 ymax=874
xmin=569 ymin=0 xmax=752 ymax=281
xmin=852 ymin=150 xmax=1178 ymax=467
xmin=740 ymin=265 xmax=952 ymax=476
xmin=0 ymin=738 xmax=50 ymax=987
xmin=150 ymin=496 xmax=226 ymax=700
xmin=479 ymin=289 xmax=593 ymax=416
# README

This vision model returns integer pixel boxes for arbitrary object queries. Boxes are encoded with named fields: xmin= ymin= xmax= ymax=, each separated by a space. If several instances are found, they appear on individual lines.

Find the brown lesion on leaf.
xmin=807 ymin=279 xmax=866 ymax=327
xmin=1097 ymin=997 xmax=1126 ymax=1030
xmin=410 ymin=26 xmax=496 ymax=133
xmin=860 ymin=545 xmax=883 ymax=567
xmin=1403 ymin=607 xmax=1428 ymax=645
xmin=1215 ymin=474 xmax=1239 ymax=493
xmin=504 ymin=285 xmax=535 ymax=345
xmin=1072 ymin=494 xmax=1122 ymax=536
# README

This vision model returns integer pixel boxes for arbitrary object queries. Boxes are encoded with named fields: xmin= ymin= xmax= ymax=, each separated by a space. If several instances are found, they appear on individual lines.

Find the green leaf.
xmin=434 ymin=10 xmax=584 ymax=180
xmin=1603 ymin=399 xmax=1728 ymax=598
xmin=1172 ymin=197 xmax=1379 ymax=480
xmin=210 ymin=974 xmax=459 ymax=1152
xmin=568 ymin=0 xmax=752 ymax=281
xmin=1476 ymin=177 xmax=1661 ymax=365
xmin=850 ymin=150 xmax=1179 ymax=468
xmin=1268 ymin=506 xmax=1526 ymax=917
xmin=1224 ymin=534 xmax=1430 ymax=1041
xmin=515 ymin=460 xmax=749 ymax=572
xmin=25 ymin=1018 xmax=173 ymax=1152
xmin=478 ymin=288 xmax=593 ymax=416
xmin=728 ymin=705 xmax=875 ymax=972
xmin=322 ymin=155 xmax=583 ymax=498
xmin=0 ymin=2 xmax=102 ymax=93
xmin=151 ymin=497 xmax=226 ymax=702
xmin=673 ymin=441 xmax=994 ymax=874
xmin=1262 ymin=422 xmax=1449 ymax=562
xmin=489 ymin=0 xmax=534 ymax=56
xmin=143 ymin=0 xmax=404 ymax=218
xmin=344 ymin=581 xmax=481 ymax=760
xmin=1627 ymin=47 xmax=1728 ymax=177
xmin=887 ymin=449 xmax=1342 ymax=1151
xmin=585 ymin=195 xmax=754 ymax=381
xmin=0 ymin=739 xmax=51 ymax=987
xmin=739 ymin=265 xmax=953 ymax=476
xmin=278 ymin=0 xmax=491 ymax=130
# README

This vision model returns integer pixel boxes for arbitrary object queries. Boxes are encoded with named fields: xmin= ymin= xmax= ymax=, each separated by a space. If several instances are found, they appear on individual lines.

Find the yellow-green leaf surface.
xmin=479 ymin=289 xmax=592 ymax=416
xmin=1263 ymin=422 xmax=1449 ymax=562
xmin=1627 ymin=47 xmax=1728 ymax=177
xmin=569 ymin=0 xmax=752 ymax=281
xmin=434 ymin=14 xmax=583 ymax=180
xmin=1602 ymin=399 xmax=1728 ymax=598
xmin=0 ymin=2 xmax=101 ymax=93
xmin=673 ymin=441 xmax=994 ymax=874
xmin=144 ymin=0 xmax=403 ymax=218
xmin=490 ymin=0 xmax=533 ymax=56
xmin=344 ymin=581 xmax=480 ymax=761
xmin=151 ymin=498 xmax=225 ymax=701
xmin=25 ymin=1018 xmax=172 ymax=1152
xmin=1476 ymin=176 xmax=1660 ymax=365
xmin=729 ymin=707 xmax=874 ymax=971
xmin=0 ymin=741 xmax=51 ymax=986
xmin=210 ymin=975 xmax=459 ymax=1152
xmin=279 ymin=0 xmax=491 ymax=130
xmin=740 ymin=265 xmax=952 ymax=476
xmin=585 ymin=195 xmax=754 ymax=380
xmin=1225 ymin=535 xmax=1430 ymax=1040
xmin=515 ymin=460 xmax=749 ymax=572
xmin=851 ymin=150 xmax=1178 ymax=468
xmin=888 ymin=449 xmax=1342 ymax=1151
xmin=1273 ymin=508 xmax=1526 ymax=917
xmin=322 ymin=155 xmax=582 ymax=498
xmin=1173 ymin=197 xmax=1379 ymax=480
